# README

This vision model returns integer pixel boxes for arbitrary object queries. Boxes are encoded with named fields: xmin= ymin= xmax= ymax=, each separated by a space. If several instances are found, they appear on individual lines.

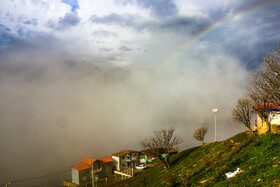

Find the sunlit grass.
xmin=111 ymin=132 xmax=280 ymax=186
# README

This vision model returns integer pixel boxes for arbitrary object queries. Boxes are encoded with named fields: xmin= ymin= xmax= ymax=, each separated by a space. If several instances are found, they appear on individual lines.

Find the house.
xmin=68 ymin=156 xmax=113 ymax=186
xmin=112 ymin=150 xmax=139 ymax=171
xmin=71 ymin=163 xmax=92 ymax=186
xmin=253 ymin=103 xmax=280 ymax=135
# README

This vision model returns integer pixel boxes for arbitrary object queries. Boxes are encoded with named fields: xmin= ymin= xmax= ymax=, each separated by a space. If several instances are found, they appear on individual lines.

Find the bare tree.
xmin=232 ymin=97 xmax=253 ymax=132
xmin=248 ymin=45 xmax=280 ymax=129
xmin=193 ymin=126 xmax=208 ymax=145
xmin=140 ymin=127 xmax=183 ymax=169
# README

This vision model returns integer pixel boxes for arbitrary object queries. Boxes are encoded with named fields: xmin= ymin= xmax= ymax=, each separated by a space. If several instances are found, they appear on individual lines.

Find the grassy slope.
xmin=112 ymin=132 xmax=280 ymax=186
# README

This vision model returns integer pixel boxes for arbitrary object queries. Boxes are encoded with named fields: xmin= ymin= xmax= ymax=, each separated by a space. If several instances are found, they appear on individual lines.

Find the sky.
xmin=0 ymin=0 xmax=280 ymax=186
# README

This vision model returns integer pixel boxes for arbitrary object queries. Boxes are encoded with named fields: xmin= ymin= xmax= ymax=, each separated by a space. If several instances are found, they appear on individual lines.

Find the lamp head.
xmin=212 ymin=108 xmax=218 ymax=113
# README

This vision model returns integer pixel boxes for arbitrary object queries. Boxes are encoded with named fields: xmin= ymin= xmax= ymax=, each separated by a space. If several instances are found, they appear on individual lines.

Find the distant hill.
xmin=112 ymin=132 xmax=280 ymax=186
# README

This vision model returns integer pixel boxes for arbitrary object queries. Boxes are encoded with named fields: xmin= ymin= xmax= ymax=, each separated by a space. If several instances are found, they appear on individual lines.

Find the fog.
xmin=0 ymin=45 xmax=249 ymax=186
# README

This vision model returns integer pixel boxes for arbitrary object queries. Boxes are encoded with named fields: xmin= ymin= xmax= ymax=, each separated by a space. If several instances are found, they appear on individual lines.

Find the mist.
xmin=0 ymin=42 xmax=250 ymax=186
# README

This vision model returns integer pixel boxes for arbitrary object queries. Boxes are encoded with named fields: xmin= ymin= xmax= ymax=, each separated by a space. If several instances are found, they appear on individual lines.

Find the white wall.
xmin=270 ymin=112 xmax=280 ymax=125
xmin=112 ymin=156 xmax=119 ymax=170
xmin=71 ymin=168 xmax=79 ymax=184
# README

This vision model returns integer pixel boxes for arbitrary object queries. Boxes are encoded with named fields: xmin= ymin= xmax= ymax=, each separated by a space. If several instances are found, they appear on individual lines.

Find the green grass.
xmin=111 ymin=132 xmax=280 ymax=186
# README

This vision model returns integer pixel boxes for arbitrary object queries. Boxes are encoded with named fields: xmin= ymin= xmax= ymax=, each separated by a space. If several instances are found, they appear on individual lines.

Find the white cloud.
xmin=77 ymin=0 xmax=150 ymax=19
xmin=173 ymin=0 xmax=208 ymax=18
xmin=0 ymin=0 xmax=155 ymax=66
xmin=0 ymin=0 xmax=70 ymax=34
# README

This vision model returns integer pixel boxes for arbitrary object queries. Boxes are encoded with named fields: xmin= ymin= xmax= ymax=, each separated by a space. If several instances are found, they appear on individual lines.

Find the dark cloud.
xmin=90 ymin=13 xmax=209 ymax=35
xmin=197 ymin=2 xmax=280 ymax=69
xmin=90 ymin=13 xmax=137 ymax=27
xmin=99 ymin=47 xmax=113 ymax=52
xmin=136 ymin=0 xmax=177 ymax=17
xmin=0 ymin=24 xmax=17 ymax=51
xmin=157 ymin=16 xmax=210 ymax=34
xmin=58 ymin=12 xmax=80 ymax=28
xmin=119 ymin=45 xmax=133 ymax=51
xmin=90 ymin=13 xmax=154 ymax=31
xmin=48 ymin=12 xmax=80 ymax=30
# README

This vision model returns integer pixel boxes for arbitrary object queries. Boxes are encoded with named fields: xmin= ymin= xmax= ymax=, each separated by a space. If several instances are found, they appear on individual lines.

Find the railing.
xmin=63 ymin=180 xmax=79 ymax=187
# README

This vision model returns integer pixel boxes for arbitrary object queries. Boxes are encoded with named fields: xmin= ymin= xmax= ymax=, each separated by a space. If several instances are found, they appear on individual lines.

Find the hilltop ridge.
xmin=112 ymin=132 xmax=280 ymax=186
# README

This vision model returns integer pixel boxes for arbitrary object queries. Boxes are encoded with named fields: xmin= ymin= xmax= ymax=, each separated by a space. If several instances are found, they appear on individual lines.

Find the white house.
xmin=112 ymin=150 xmax=139 ymax=171
xmin=253 ymin=103 xmax=280 ymax=134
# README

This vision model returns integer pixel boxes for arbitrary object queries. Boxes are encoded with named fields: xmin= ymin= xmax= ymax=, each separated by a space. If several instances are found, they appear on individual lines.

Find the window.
xmin=82 ymin=176 xmax=87 ymax=181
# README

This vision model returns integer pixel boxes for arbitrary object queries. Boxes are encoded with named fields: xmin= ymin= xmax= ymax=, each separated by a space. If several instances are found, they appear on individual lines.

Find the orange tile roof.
xmin=73 ymin=163 xmax=91 ymax=171
xmin=99 ymin=157 xmax=113 ymax=164
xmin=82 ymin=157 xmax=97 ymax=164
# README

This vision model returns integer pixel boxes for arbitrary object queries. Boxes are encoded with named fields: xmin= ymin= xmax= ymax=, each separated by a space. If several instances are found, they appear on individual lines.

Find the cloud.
xmin=99 ymin=47 xmax=113 ymax=52
xmin=47 ymin=12 xmax=81 ymax=30
xmin=62 ymin=0 xmax=80 ymax=12
xmin=157 ymin=15 xmax=209 ymax=34
xmin=119 ymin=45 xmax=133 ymax=51
xmin=90 ymin=13 xmax=145 ymax=29
xmin=18 ymin=16 xmax=38 ymax=26
xmin=136 ymin=0 xmax=178 ymax=17
xmin=0 ymin=24 xmax=16 ymax=50
xmin=0 ymin=0 xmax=277 ymax=69
xmin=92 ymin=30 xmax=118 ymax=37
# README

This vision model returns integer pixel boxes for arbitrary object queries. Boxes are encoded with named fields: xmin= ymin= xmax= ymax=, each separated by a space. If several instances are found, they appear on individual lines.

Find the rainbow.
xmin=156 ymin=0 xmax=280 ymax=73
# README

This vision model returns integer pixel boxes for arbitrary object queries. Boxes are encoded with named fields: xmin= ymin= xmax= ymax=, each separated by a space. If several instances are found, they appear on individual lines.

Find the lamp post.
xmin=91 ymin=163 xmax=95 ymax=187
xmin=212 ymin=108 xmax=219 ymax=142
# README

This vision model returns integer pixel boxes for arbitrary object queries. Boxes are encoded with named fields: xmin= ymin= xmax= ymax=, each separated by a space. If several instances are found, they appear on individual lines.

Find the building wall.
xmin=120 ymin=153 xmax=138 ymax=169
xmin=112 ymin=156 xmax=120 ymax=171
xmin=256 ymin=112 xmax=280 ymax=135
xmin=271 ymin=112 xmax=280 ymax=125
xmin=71 ymin=168 xmax=79 ymax=185
xmin=78 ymin=168 xmax=91 ymax=185
xmin=99 ymin=162 xmax=113 ymax=178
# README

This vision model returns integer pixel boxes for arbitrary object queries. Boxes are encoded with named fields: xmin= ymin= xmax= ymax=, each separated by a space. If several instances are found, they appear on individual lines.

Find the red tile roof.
xmin=73 ymin=163 xmax=91 ymax=171
xmin=99 ymin=157 xmax=113 ymax=164
xmin=74 ymin=157 xmax=113 ymax=172
xmin=253 ymin=103 xmax=280 ymax=110
xmin=82 ymin=157 xmax=97 ymax=164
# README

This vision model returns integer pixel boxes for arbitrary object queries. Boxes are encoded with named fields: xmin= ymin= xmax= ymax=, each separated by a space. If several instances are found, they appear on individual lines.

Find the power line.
xmin=0 ymin=169 xmax=71 ymax=186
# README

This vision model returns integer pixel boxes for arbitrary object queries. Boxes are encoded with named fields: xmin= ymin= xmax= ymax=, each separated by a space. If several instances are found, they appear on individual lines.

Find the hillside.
xmin=112 ymin=132 xmax=280 ymax=186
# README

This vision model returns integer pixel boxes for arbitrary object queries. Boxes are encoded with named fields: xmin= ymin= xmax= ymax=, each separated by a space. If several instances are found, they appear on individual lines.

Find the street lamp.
xmin=212 ymin=108 xmax=219 ymax=142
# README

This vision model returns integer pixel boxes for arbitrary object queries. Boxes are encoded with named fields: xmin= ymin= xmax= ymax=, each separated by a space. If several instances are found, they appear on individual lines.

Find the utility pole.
xmin=91 ymin=163 xmax=95 ymax=187
xmin=212 ymin=108 xmax=219 ymax=142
